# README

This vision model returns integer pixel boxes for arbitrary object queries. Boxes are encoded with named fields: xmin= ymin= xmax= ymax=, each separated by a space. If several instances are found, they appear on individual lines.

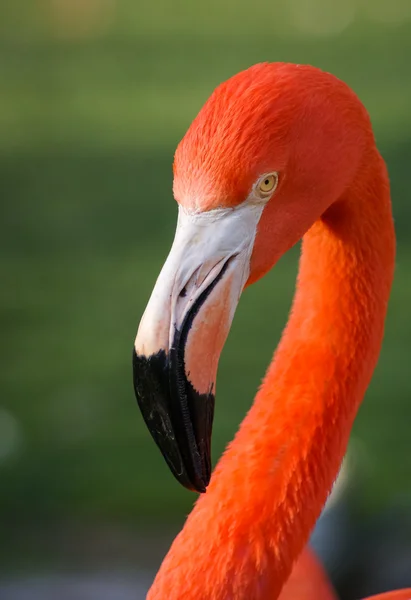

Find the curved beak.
xmin=133 ymin=202 xmax=264 ymax=492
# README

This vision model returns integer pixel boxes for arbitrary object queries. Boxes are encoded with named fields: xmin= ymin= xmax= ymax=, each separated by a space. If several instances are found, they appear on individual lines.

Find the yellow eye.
xmin=258 ymin=173 xmax=278 ymax=195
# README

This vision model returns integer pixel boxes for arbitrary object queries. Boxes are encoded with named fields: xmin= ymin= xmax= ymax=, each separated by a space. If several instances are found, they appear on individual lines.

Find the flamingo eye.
xmin=257 ymin=173 xmax=278 ymax=196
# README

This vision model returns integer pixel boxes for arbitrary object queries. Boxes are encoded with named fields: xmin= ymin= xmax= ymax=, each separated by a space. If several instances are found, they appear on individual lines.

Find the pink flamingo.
xmin=133 ymin=63 xmax=411 ymax=600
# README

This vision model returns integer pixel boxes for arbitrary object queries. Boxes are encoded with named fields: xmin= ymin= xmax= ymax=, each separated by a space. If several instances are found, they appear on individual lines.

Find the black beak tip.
xmin=132 ymin=347 xmax=213 ymax=494
xmin=182 ymin=478 xmax=207 ymax=494
xmin=165 ymin=458 xmax=208 ymax=494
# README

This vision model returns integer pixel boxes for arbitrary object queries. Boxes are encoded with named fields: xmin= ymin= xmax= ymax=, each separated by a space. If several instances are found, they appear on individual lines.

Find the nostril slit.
xmin=179 ymin=287 xmax=187 ymax=298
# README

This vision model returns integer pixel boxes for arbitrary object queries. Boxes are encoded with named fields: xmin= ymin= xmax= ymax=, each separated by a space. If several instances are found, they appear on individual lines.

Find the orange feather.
xmin=365 ymin=592 xmax=411 ymax=600
xmin=278 ymin=547 xmax=337 ymax=599
xmin=145 ymin=64 xmax=409 ymax=599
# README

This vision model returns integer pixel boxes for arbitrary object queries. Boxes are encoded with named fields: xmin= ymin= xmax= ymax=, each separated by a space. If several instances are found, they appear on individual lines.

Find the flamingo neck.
xmin=148 ymin=148 xmax=395 ymax=600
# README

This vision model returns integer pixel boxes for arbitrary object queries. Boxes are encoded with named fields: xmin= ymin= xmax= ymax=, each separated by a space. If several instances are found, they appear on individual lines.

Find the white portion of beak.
xmin=135 ymin=200 xmax=266 ymax=358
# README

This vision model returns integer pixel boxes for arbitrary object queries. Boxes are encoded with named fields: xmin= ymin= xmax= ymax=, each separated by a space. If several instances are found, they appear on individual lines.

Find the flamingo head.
xmin=133 ymin=62 xmax=371 ymax=492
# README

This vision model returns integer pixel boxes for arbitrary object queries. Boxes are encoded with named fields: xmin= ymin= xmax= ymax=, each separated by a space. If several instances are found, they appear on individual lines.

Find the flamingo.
xmin=132 ymin=63 xmax=411 ymax=599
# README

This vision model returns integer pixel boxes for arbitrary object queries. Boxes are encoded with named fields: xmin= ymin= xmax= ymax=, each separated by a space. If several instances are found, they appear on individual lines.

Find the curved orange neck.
xmin=148 ymin=148 xmax=395 ymax=599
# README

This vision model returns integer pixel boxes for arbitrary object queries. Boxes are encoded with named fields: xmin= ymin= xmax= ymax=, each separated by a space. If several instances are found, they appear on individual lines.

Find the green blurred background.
xmin=1 ymin=0 xmax=411 ymax=597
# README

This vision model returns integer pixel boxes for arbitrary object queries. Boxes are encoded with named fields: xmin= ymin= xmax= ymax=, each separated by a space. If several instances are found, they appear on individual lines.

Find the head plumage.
xmin=173 ymin=62 xmax=371 ymax=212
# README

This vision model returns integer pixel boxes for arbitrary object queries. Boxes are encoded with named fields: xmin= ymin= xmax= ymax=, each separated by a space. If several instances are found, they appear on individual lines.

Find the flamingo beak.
xmin=133 ymin=202 xmax=264 ymax=492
